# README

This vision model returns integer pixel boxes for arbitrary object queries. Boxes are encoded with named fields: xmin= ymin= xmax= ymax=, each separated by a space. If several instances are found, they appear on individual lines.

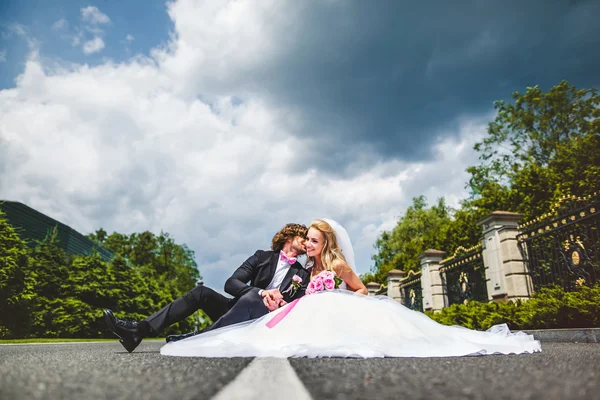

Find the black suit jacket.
xmin=224 ymin=250 xmax=310 ymax=305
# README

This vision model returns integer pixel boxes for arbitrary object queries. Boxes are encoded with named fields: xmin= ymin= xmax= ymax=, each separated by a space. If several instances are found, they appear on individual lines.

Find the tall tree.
xmin=0 ymin=210 xmax=34 ymax=338
xmin=365 ymin=81 xmax=600 ymax=285
xmin=26 ymin=228 xmax=72 ymax=337
xmin=1 ymin=209 xmax=204 ymax=338
xmin=364 ymin=196 xmax=452 ymax=283
xmin=87 ymin=228 xmax=108 ymax=244
xmin=467 ymin=80 xmax=600 ymax=218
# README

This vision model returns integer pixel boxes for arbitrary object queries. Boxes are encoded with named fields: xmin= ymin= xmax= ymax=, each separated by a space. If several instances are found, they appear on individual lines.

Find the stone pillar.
xmin=478 ymin=211 xmax=533 ymax=302
xmin=419 ymin=249 xmax=446 ymax=312
xmin=386 ymin=269 xmax=406 ymax=302
xmin=366 ymin=282 xmax=382 ymax=297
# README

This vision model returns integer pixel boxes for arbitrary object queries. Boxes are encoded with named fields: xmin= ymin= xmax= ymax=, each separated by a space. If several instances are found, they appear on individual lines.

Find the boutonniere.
xmin=282 ymin=274 xmax=303 ymax=296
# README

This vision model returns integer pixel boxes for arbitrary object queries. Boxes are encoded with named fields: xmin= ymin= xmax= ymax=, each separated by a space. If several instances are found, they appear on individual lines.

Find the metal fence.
xmin=374 ymin=191 xmax=600 ymax=310
xmin=517 ymin=193 xmax=600 ymax=292
xmin=398 ymin=271 xmax=423 ymax=311
xmin=440 ymin=245 xmax=488 ymax=305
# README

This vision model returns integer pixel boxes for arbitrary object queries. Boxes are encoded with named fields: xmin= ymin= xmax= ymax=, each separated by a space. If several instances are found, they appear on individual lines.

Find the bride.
xmin=160 ymin=219 xmax=541 ymax=358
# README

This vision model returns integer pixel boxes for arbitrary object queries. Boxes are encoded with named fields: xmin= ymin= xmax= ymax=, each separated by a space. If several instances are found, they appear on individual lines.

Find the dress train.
xmin=160 ymin=290 xmax=541 ymax=358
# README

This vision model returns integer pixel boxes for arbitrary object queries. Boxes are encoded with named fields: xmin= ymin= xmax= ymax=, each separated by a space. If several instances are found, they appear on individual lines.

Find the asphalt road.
xmin=1 ymin=341 xmax=598 ymax=400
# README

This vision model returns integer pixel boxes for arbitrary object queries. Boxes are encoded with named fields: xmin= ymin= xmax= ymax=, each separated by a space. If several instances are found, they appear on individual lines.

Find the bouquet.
xmin=306 ymin=270 xmax=343 ymax=295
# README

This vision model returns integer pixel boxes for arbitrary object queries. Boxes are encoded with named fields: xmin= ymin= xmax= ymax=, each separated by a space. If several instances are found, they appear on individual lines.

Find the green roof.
xmin=0 ymin=200 xmax=114 ymax=261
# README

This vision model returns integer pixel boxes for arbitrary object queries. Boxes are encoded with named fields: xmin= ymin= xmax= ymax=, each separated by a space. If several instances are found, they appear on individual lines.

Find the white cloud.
xmin=74 ymin=7 xmax=109 ymax=54
xmin=0 ymin=50 xmax=6 ymax=63
xmin=82 ymin=36 xmax=105 ymax=54
xmin=72 ymin=34 xmax=82 ymax=47
xmin=2 ymin=23 xmax=27 ymax=39
xmin=0 ymin=0 xmax=489 ymax=291
xmin=52 ymin=18 xmax=69 ymax=31
xmin=84 ymin=25 xmax=105 ymax=36
xmin=51 ymin=13 xmax=106 ymax=52
xmin=81 ymin=6 xmax=110 ymax=25
xmin=10 ymin=23 xmax=27 ymax=36
xmin=126 ymin=34 xmax=135 ymax=42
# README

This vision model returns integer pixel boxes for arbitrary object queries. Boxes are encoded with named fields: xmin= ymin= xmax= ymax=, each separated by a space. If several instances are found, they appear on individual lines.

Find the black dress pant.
xmin=144 ymin=285 xmax=232 ymax=334
xmin=199 ymin=291 xmax=269 ymax=334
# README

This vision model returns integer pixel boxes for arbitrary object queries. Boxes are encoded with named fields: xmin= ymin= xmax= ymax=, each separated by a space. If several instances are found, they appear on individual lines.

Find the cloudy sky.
xmin=1 ymin=0 xmax=599 ymax=291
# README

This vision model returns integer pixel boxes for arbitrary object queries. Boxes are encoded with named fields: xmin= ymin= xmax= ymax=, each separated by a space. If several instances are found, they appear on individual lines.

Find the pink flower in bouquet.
xmin=321 ymin=270 xmax=335 ymax=281
xmin=314 ymin=279 xmax=324 ymax=292
xmin=312 ymin=274 xmax=324 ymax=284
xmin=306 ymin=281 xmax=316 ymax=295
xmin=323 ymin=277 xmax=335 ymax=290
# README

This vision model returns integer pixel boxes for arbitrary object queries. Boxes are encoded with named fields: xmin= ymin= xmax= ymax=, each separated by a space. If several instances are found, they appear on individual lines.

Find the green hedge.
xmin=425 ymin=285 xmax=600 ymax=331
xmin=0 ymin=211 xmax=207 ymax=339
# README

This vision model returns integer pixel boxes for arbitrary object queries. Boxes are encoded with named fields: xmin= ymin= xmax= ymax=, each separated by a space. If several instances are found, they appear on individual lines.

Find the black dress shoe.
xmin=166 ymin=331 xmax=200 ymax=343
xmin=103 ymin=309 xmax=143 ymax=353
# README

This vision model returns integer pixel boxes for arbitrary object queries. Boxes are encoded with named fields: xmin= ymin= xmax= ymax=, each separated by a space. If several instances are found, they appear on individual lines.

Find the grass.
xmin=0 ymin=337 xmax=165 ymax=344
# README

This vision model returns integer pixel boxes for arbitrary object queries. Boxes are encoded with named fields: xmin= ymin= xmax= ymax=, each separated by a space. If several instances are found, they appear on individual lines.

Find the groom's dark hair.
xmin=271 ymin=223 xmax=308 ymax=252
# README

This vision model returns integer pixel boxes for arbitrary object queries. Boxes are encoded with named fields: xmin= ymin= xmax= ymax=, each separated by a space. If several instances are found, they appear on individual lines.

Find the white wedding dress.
xmin=160 ymin=220 xmax=541 ymax=358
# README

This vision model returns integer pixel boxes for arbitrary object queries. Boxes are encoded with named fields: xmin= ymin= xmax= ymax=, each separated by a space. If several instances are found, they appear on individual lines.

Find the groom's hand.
xmin=260 ymin=289 xmax=283 ymax=311
xmin=263 ymin=295 xmax=280 ymax=311
xmin=261 ymin=289 xmax=283 ymax=302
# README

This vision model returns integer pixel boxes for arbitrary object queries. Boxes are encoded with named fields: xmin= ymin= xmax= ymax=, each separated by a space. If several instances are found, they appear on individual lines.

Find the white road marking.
xmin=211 ymin=358 xmax=313 ymax=400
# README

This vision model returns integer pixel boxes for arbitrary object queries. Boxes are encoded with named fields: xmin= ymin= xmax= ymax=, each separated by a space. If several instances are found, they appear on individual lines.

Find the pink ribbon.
xmin=266 ymin=298 xmax=301 ymax=329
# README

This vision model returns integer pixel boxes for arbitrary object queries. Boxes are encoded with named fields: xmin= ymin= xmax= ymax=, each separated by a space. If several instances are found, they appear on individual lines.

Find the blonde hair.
xmin=308 ymin=219 xmax=347 ymax=273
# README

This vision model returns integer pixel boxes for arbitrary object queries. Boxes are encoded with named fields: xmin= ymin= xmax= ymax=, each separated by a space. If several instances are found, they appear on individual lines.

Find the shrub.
xmin=426 ymin=284 xmax=600 ymax=330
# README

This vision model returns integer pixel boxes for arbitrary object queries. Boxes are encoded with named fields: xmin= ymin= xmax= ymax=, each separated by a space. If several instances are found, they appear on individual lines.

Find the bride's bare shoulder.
xmin=331 ymin=259 xmax=352 ymax=276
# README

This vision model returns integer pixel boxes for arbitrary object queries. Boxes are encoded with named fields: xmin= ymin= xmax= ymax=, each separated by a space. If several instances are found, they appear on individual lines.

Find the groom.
xmin=103 ymin=223 xmax=310 ymax=353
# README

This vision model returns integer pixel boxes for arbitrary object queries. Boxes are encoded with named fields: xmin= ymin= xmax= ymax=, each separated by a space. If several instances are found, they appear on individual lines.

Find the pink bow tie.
xmin=280 ymin=252 xmax=296 ymax=265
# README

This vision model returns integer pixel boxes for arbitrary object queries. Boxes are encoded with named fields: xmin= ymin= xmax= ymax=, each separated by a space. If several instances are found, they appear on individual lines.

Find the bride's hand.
xmin=264 ymin=298 xmax=278 ymax=311
xmin=261 ymin=289 xmax=283 ymax=311
xmin=261 ymin=289 xmax=283 ymax=302
xmin=264 ymin=297 xmax=287 ymax=311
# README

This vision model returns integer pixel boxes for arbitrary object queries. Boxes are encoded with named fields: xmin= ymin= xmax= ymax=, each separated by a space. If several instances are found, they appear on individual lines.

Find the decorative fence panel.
xmin=398 ymin=271 xmax=423 ymax=311
xmin=440 ymin=245 xmax=488 ymax=305
xmin=517 ymin=193 xmax=600 ymax=292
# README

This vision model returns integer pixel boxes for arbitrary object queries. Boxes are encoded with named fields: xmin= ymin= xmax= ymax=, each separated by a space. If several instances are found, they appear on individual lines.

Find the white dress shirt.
xmin=259 ymin=252 xmax=292 ymax=295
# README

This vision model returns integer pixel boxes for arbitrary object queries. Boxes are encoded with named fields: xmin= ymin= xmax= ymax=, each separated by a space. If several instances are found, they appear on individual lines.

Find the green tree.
xmin=91 ymin=229 xmax=202 ymax=335
xmin=467 ymin=80 xmax=600 ymax=218
xmin=365 ymin=81 xmax=599 ymax=286
xmin=0 ymin=210 xmax=34 ymax=338
xmin=0 ymin=207 xmax=203 ymax=338
xmin=27 ymin=228 xmax=72 ymax=337
xmin=364 ymin=196 xmax=452 ymax=284
xmin=102 ymin=232 xmax=131 ymax=257
xmin=129 ymin=231 xmax=158 ymax=268
xmin=87 ymin=228 xmax=108 ymax=244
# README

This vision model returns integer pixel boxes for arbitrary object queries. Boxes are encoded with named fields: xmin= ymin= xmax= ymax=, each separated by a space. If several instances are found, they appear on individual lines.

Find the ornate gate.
xmin=398 ymin=271 xmax=423 ymax=311
xmin=517 ymin=193 xmax=600 ymax=291
xmin=440 ymin=244 xmax=488 ymax=305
